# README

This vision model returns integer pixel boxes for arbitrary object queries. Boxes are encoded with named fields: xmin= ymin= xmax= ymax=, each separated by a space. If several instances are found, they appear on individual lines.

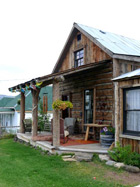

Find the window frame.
xmin=123 ymin=87 xmax=140 ymax=136
xmin=74 ymin=48 xmax=84 ymax=68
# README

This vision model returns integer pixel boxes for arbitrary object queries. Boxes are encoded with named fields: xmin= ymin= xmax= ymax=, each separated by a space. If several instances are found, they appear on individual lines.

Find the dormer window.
xmin=74 ymin=49 xmax=84 ymax=67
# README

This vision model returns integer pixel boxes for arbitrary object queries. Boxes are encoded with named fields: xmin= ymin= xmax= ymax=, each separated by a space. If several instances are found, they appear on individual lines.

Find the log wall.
xmin=59 ymin=62 xmax=114 ymax=132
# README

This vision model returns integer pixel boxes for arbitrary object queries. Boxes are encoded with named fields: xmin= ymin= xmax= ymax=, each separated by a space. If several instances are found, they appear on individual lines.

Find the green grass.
xmin=0 ymin=139 xmax=138 ymax=187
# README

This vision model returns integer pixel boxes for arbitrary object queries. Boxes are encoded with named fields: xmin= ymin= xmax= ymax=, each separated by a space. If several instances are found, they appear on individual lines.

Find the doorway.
xmin=62 ymin=95 xmax=70 ymax=119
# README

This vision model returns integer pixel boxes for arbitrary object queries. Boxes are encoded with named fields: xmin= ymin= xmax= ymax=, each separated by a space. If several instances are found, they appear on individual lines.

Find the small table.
xmin=84 ymin=123 xmax=110 ymax=141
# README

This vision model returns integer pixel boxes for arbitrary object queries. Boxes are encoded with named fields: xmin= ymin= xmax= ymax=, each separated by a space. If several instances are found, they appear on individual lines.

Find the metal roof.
xmin=112 ymin=68 xmax=140 ymax=81
xmin=77 ymin=23 xmax=140 ymax=56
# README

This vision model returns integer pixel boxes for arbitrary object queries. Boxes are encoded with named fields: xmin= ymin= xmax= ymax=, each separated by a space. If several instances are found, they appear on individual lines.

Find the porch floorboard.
xmin=17 ymin=133 xmax=108 ymax=154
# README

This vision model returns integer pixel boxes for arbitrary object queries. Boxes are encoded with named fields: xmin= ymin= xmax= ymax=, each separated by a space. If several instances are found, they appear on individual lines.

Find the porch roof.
xmin=112 ymin=68 xmax=140 ymax=81
xmin=9 ymin=60 xmax=111 ymax=92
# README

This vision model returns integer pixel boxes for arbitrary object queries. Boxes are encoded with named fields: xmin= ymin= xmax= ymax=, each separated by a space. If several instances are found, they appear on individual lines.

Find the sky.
xmin=0 ymin=0 xmax=140 ymax=96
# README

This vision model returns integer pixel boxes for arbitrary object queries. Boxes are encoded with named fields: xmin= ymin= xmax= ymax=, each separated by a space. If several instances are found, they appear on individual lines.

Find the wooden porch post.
xmin=31 ymin=89 xmax=40 ymax=137
xmin=114 ymin=82 xmax=120 ymax=146
xmin=20 ymin=92 xmax=25 ymax=133
xmin=53 ymin=76 xmax=64 ymax=148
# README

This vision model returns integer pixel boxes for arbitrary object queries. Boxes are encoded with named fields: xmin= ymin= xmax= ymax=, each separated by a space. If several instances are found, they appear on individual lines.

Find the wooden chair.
xmin=22 ymin=119 xmax=32 ymax=133
xmin=22 ymin=119 xmax=41 ymax=133
xmin=51 ymin=118 xmax=69 ymax=144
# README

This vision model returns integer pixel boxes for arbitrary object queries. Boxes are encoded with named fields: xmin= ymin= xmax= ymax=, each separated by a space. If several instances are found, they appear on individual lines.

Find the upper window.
xmin=77 ymin=34 xmax=81 ymax=42
xmin=74 ymin=49 xmax=84 ymax=67
xmin=123 ymin=87 xmax=140 ymax=136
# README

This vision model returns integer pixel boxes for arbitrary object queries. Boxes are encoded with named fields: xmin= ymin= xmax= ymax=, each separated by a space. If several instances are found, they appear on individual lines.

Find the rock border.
xmin=99 ymin=154 xmax=140 ymax=173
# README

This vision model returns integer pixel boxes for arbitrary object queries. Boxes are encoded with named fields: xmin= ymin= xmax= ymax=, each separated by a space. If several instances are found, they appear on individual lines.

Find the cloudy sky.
xmin=0 ymin=0 xmax=140 ymax=95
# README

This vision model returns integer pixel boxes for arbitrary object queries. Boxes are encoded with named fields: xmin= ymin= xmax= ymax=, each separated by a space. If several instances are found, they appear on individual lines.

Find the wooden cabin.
xmin=9 ymin=23 xmax=140 ymax=150
xmin=113 ymin=70 xmax=140 ymax=153
xmin=51 ymin=23 xmax=140 ymax=145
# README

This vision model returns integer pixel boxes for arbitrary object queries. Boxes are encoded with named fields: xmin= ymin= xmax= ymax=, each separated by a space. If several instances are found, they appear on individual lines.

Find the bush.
xmin=108 ymin=142 xmax=140 ymax=168
xmin=38 ymin=101 xmax=50 ymax=131
xmin=0 ymin=133 xmax=15 ymax=139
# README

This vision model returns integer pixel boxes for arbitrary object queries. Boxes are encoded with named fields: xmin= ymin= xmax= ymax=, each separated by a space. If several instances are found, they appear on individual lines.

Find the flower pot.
xmin=100 ymin=134 xmax=114 ymax=147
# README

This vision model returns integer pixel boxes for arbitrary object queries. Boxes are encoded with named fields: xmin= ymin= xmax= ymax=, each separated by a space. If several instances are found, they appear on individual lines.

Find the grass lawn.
xmin=0 ymin=139 xmax=139 ymax=187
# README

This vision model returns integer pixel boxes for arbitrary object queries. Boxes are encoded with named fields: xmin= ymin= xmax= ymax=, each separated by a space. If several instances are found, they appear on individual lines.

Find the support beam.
xmin=114 ymin=82 xmax=120 ymax=146
xmin=31 ymin=89 xmax=40 ymax=137
xmin=53 ymin=80 xmax=60 ymax=147
xmin=20 ymin=92 xmax=25 ymax=133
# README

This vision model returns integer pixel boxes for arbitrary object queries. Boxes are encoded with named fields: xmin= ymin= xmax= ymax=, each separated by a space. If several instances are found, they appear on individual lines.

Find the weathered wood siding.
xmin=120 ymin=138 xmax=140 ymax=154
xmin=59 ymin=62 xmax=114 ymax=132
xmin=117 ymin=78 xmax=140 ymax=153
xmin=60 ymin=32 xmax=111 ymax=72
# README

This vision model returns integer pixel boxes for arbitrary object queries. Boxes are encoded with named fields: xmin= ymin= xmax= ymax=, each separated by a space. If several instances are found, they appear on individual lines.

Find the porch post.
xmin=20 ymin=92 xmax=25 ymax=133
xmin=53 ymin=76 xmax=64 ymax=148
xmin=114 ymin=82 xmax=120 ymax=146
xmin=31 ymin=89 xmax=40 ymax=137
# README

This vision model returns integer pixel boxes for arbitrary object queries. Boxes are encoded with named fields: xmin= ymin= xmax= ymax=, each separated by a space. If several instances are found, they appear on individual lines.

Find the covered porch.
xmin=9 ymin=60 xmax=113 ymax=152
xmin=16 ymin=132 xmax=108 ymax=154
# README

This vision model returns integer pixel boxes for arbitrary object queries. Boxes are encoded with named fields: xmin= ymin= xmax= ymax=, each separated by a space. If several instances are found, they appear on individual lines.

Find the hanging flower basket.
xmin=52 ymin=99 xmax=73 ymax=111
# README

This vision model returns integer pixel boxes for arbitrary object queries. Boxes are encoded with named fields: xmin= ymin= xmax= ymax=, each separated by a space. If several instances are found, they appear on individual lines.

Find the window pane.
xmin=126 ymin=89 xmax=140 ymax=110
xmin=84 ymin=89 xmax=93 ymax=123
xmin=85 ymin=110 xmax=93 ymax=123
xmin=80 ymin=59 xmax=83 ymax=65
xmin=76 ymin=54 xmax=79 ymax=59
xmin=126 ymin=111 xmax=140 ymax=131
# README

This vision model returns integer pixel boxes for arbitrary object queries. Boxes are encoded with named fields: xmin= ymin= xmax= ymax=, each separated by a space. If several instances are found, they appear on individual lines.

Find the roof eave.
xmin=113 ymin=54 xmax=140 ymax=62
xmin=52 ymin=25 xmax=77 ymax=74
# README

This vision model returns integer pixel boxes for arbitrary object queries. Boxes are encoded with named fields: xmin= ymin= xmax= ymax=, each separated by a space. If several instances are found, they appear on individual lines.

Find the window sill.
xmin=119 ymin=134 xmax=140 ymax=141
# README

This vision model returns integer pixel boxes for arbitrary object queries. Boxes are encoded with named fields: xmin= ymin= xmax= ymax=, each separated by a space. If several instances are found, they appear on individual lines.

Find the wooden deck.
xmin=17 ymin=132 xmax=108 ymax=154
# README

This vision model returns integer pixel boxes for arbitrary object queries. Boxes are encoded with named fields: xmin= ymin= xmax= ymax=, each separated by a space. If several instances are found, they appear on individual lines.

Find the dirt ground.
xmin=90 ymin=162 xmax=140 ymax=186
xmin=105 ymin=170 xmax=140 ymax=186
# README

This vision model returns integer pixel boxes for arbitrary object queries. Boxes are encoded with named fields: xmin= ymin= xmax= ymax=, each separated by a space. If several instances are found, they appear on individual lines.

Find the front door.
xmin=84 ymin=89 xmax=93 ymax=124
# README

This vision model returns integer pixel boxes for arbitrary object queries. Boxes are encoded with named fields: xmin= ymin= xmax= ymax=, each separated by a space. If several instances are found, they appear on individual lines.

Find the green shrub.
xmin=0 ymin=133 xmax=15 ymax=139
xmin=108 ymin=142 xmax=140 ymax=168
xmin=38 ymin=101 xmax=50 ymax=131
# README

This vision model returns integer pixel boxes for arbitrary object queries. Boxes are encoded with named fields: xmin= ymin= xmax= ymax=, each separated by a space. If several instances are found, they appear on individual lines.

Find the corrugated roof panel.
xmin=112 ymin=68 xmax=140 ymax=81
xmin=77 ymin=23 xmax=140 ymax=56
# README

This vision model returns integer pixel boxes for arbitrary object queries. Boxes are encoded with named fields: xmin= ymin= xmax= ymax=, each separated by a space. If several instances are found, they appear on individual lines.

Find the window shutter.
xmin=43 ymin=95 xmax=48 ymax=113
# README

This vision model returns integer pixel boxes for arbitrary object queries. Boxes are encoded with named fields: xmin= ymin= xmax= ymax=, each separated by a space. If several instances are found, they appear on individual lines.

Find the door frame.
xmin=82 ymin=87 xmax=96 ymax=133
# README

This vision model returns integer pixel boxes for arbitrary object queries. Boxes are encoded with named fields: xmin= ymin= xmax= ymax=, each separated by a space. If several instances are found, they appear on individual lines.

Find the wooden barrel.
xmin=100 ymin=134 xmax=114 ymax=147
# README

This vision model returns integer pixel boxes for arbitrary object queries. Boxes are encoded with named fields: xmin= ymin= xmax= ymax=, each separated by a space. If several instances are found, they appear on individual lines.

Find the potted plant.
xmin=100 ymin=126 xmax=115 ymax=147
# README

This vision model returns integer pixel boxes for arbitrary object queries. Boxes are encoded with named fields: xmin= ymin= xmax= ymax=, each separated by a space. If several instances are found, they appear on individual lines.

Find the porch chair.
xmin=51 ymin=118 xmax=69 ymax=144
xmin=22 ymin=119 xmax=32 ymax=133
xmin=22 ymin=119 xmax=41 ymax=133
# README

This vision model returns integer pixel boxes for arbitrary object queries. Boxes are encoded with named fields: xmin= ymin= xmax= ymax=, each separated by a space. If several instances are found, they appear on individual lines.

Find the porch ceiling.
xmin=9 ymin=60 xmax=112 ymax=93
